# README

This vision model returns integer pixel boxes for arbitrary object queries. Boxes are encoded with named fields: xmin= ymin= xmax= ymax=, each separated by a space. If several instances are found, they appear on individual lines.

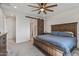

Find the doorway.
xmin=30 ymin=19 xmax=37 ymax=44
xmin=6 ymin=16 xmax=16 ymax=42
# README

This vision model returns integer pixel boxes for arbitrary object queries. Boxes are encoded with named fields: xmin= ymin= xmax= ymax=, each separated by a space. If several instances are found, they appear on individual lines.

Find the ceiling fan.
xmin=27 ymin=3 xmax=57 ymax=14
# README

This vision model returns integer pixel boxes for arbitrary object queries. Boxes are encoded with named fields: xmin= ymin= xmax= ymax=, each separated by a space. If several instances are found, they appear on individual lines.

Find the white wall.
xmin=0 ymin=8 xmax=5 ymax=32
xmin=0 ymin=16 xmax=4 ymax=32
xmin=45 ymin=7 xmax=79 ymax=47
xmin=0 ymin=8 xmax=31 ymax=43
xmin=16 ymin=13 xmax=30 ymax=43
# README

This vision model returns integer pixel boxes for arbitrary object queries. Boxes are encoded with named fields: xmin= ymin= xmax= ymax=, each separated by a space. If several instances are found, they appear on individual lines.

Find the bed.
xmin=33 ymin=22 xmax=77 ymax=56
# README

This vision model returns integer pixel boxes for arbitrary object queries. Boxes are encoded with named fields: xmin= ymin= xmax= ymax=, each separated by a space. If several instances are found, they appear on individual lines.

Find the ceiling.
xmin=0 ymin=3 xmax=79 ymax=17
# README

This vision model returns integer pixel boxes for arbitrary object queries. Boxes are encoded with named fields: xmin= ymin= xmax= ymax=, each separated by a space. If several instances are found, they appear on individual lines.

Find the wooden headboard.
xmin=51 ymin=22 xmax=77 ymax=37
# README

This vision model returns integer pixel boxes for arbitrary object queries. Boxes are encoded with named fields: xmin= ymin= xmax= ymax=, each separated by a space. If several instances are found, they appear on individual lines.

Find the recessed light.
xmin=14 ymin=6 xmax=17 ymax=8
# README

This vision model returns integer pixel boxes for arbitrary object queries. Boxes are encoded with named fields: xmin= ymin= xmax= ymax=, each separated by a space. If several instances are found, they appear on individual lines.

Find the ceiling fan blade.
xmin=43 ymin=11 xmax=47 ymax=14
xmin=43 ymin=3 xmax=47 ymax=6
xmin=45 ymin=4 xmax=57 ymax=8
xmin=32 ymin=9 xmax=39 ymax=11
xmin=45 ymin=9 xmax=54 ymax=12
xmin=37 ymin=3 xmax=41 ymax=6
xmin=37 ymin=3 xmax=43 ymax=8
xmin=28 ymin=5 xmax=39 ymax=8
xmin=38 ymin=11 xmax=41 ymax=14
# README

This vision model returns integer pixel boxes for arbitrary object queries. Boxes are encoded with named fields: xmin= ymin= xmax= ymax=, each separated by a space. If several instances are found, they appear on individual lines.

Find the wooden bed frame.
xmin=33 ymin=22 xmax=77 ymax=56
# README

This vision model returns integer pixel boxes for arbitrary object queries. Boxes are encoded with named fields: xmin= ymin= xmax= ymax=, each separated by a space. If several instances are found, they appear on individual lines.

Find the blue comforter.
xmin=36 ymin=34 xmax=76 ymax=56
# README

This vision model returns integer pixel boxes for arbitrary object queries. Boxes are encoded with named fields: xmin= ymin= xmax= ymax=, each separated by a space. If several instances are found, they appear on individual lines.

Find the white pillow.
xmin=64 ymin=31 xmax=74 ymax=37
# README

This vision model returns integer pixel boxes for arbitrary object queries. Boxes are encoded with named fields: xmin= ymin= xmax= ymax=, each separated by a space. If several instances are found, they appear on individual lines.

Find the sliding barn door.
xmin=37 ymin=19 xmax=44 ymax=35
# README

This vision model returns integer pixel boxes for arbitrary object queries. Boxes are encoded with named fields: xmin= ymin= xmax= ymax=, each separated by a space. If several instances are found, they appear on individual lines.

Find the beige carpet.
xmin=7 ymin=40 xmax=45 ymax=56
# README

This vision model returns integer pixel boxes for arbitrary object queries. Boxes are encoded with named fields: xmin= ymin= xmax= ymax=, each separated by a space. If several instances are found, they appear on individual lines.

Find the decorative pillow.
xmin=50 ymin=31 xmax=59 ymax=36
xmin=57 ymin=32 xmax=73 ymax=37
xmin=51 ymin=31 xmax=74 ymax=37
xmin=65 ymin=31 xmax=74 ymax=37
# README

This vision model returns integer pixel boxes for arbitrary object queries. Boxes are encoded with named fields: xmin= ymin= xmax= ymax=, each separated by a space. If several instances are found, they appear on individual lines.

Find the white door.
xmin=6 ymin=16 xmax=16 ymax=42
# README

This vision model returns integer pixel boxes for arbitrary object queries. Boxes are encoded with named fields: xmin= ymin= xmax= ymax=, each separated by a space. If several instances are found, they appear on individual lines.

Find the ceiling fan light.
xmin=28 ymin=3 xmax=57 ymax=14
xmin=40 ymin=8 xmax=44 ymax=11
